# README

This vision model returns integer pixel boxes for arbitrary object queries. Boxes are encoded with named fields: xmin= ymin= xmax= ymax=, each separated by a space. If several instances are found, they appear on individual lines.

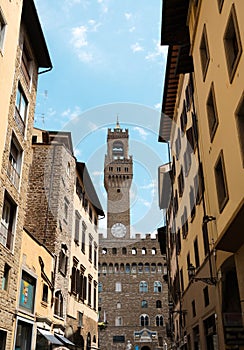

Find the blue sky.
xmin=34 ymin=0 xmax=168 ymax=235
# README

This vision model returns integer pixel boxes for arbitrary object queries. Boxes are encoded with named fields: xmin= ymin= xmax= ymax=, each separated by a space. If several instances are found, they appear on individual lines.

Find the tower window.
xmin=117 ymin=189 xmax=120 ymax=193
xmin=112 ymin=141 xmax=124 ymax=159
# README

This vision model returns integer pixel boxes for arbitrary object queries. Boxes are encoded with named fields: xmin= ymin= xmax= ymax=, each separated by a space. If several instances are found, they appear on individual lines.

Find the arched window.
xmin=122 ymin=247 xmax=127 ymax=255
xmin=102 ymin=248 xmax=107 ymax=255
xmin=151 ymin=263 xmax=156 ymax=273
xmin=131 ymin=263 xmax=137 ymax=274
xmin=156 ymin=315 xmax=164 ymax=326
xmin=112 ymin=141 xmax=124 ymax=159
xmin=157 ymin=263 xmax=162 ymax=273
xmin=120 ymin=264 xmax=124 ymax=273
xmin=117 ymin=302 xmax=121 ymax=309
xmin=114 ymin=263 xmax=119 ymax=273
xmin=98 ymin=282 xmax=103 ymax=293
xmin=102 ymin=263 xmax=107 ymax=274
xmin=140 ymin=314 xmax=149 ymax=327
xmin=142 ymin=247 xmax=147 ymax=255
xmin=132 ymin=247 xmax=137 ymax=255
xmin=139 ymin=281 xmax=148 ymax=293
xmin=144 ymin=263 xmax=150 ymax=273
xmin=125 ymin=264 xmax=130 ymax=273
xmin=154 ymin=281 xmax=162 ymax=292
xmin=138 ymin=263 xmax=143 ymax=273
xmin=112 ymin=247 xmax=117 ymax=255
xmin=109 ymin=263 xmax=113 ymax=273
xmin=54 ymin=290 xmax=63 ymax=317
xmin=156 ymin=300 xmax=162 ymax=308
xmin=141 ymin=300 xmax=148 ymax=308
xmin=152 ymin=247 xmax=157 ymax=255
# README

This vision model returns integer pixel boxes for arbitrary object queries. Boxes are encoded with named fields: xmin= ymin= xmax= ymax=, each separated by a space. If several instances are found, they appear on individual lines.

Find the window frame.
xmin=0 ymin=7 xmax=6 ymax=53
xmin=214 ymin=151 xmax=229 ymax=212
xmin=206 ymin=83 xmax=219 ymax=142
xmin=199 ymin=24 xmax=210 ymax=81
xmin=235 ymin=93 xmax=244 ymax=167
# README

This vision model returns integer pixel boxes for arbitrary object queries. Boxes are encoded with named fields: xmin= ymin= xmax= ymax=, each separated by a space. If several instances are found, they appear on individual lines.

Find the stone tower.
xmin=104 ymin=119 xmax=133 ymax=241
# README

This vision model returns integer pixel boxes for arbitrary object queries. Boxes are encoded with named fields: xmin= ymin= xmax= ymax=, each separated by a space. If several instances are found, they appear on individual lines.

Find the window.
xmin=93 ymin=281 xmax=97 ymax=310
xmin=206 ymin=83 xmax=219 ymax=141
xmin=112 ymin=247 xmax=117 ymax=255
xmin=190 ymin=186 xmax=196 ymax=220
xmin=194 ymin=238 xmax=200 ymax=268
xmin=15 ymin=321 xmax=32 ymax=350
xmin=132 ymin=247 xmax=137 ymax=255
xmin=154 ymin=281 xmax=162 ymax=293
xmin=78 ymin=311 xmax=83 ymax=327
xmin=151 ymin=263 xmax=156 ymax=273
xmin=102 ymin=263 xmax=107 ymax=274
xmin=89 ymin=207 xmax=93 ymax=222
xmin=176 ymin=228 xmax=181 ymax=255
xmin=19 ymin=271 xmax=36 ymax=313
xmin=131 ymin=263 xmax=137 ymax=274
xmin=156 ymin=315 xmax=164 ymax=326
xmin=139 ymin=281 xmax=148 ymax=293
xmin=181 ymin=207 xmax=188 ymax=238
xmin=2 ymin=263 xmax=10 ymax=291
xmin=94 ymin=243 xmax=97 ymax=268
xmin=58 ymin=244 xmax=68 ymax=276
xmin=117 ymin=302 xmax=121 ymax=309
xmin=122 ymin=247 xmax=127 ymax=254
xmin=152 ymin=248 xmax=156 ymax=255
xmin=156 ymin=300 xmax=162 ymax=308
xmin=175 ymin=128 xmax=181 ymax=160
xmin=203 ymin=286 xmax=209 ymax=306
xmin=71 ymin=259 xmax=80 ymax=295
xmin=224 ymin=5 xmax=242 ymax=82
xmin=98 ymin=282 xmax=102 ymax=293
xmin=142 ymin=247 xmax=147 ymax=255
xmin=141 ymin=300 xmax=148 ymax=308
xmin=0 ymin=193 xmax=16 ymax=250
xmin=88 ymin=276 xmax=92 ymax=306
xmin=180 ymin=101 xmax=187 ymax=132
xmin=180 ymin=268 xmax=184 ymax=293
xmin=54 ymin=291 xmax=63 ymax=317
xmin=184 ymin=148 xmax=191 ymax=177
xmin=140 ymin=314 xmax=149 ymax=327
xmin=199 ymin=24 xmax=210 ymax=80
xmin=214 ymin=151 xmax=229 ymax=212
xmin=42 ymin=284 xmax=48 ymax=303
xmin=15 ymin=84 xmax=28 ymax=134
xmin=113 ymin=336 xmax=125 ymax=343
xmin=74 ymin=211 xmax=81 ymax=243
xmin=144 ymin=263 xmax=150 ymax=273
xmin=89 ymin=235 xmax=93 ymax=262
xmin=7 ymin=135 xmax=22 ymax=188
xmin=115 ymin=282 xmax=121 ymax=292
xmin=64 ymin=197 xmax=69 ymax=222
xmin=178 ymin=167 xmax=184 ymax=197
xmin=138 ymin=263 xmax=143 ymax=273
xmin=235 ymin=94 xmax=244 ymax=167
xmin=125 ymin=264 xmax=130 ymax=273
xmin=21 ymin=43 xmax=32 ymax=86
xmin=81 ymin=222 xmax=86 ymax=253
xmin=115 ymin=316 xmax=122 ymax=326
xmin=0 ymin=330 xmax=7 ymax=350
xmin=0 ymin=7 xmax=6 ymax=52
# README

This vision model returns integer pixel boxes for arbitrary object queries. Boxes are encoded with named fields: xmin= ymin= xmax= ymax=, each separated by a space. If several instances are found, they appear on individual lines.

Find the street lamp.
xmin=187 ymin=263 xmax=218 ymax=286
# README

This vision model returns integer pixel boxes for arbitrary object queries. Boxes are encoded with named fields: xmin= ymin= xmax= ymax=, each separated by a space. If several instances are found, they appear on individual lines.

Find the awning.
xmin=55 ymin=334 xmax=75 ymax=346
xmin=38 ymin=329 xmax=63 ymax=345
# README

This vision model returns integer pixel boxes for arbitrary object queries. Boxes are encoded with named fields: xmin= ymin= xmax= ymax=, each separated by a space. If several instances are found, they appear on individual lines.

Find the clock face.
xmin=111 ymin=223 xmax=127 ymax=238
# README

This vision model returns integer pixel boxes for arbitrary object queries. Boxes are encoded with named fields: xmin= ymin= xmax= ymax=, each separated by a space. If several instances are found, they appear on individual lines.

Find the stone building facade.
xmin=99 ymin=123 xmax=169 ymax=350
xmin=0 ymin=1 xmax=52 ymax=348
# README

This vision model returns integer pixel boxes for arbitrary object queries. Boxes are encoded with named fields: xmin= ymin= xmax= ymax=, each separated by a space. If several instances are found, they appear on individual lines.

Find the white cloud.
xmin=129 ymin=26 xmax=136 ymax=33
xmin=125 ymin=12 xmax=132 ymax=20
xmin=92 ymin=171 xmax=103 ymax=176
xmin=133 ymin=126 xmax=148 ymax=140
xmin=140 ymin=181 xmax=156 ymax=190
xmin=71 ymin=25 xmax=88 ymax=48
xmin=88 ymin=19 xmax=101 ymax=32
xmin=61 ymin=106 xmax=82 ymax=121
xmin=131 ymin=42 xmax=144 ymax=53
xmin=77 ymin=51 xmax=94 ymax=63
xmin=145 ymin=41 xmax=168 ymax=62
xmin=139 ymin=198 xmax=151 ymax=208
xmin=74 ymin=148 xmax=82 ymax=158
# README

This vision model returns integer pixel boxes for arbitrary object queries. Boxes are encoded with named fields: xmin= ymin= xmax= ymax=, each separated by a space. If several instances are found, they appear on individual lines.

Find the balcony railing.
xmin=0 ymin=222 xmax=13 ymax=250
xmin=7 ymin=161 xmax=20 ymax=188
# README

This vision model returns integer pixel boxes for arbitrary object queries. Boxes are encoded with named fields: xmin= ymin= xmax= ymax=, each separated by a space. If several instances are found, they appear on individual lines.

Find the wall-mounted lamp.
xmin=188 ymin=263 xmax=218 ymax=286
xmin=203 ymin=215 xmax=216 ymax=224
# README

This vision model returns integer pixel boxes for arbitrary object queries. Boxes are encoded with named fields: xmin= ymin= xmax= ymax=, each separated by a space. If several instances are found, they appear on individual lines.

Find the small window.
xmin=115 ymin=316 xmax=122 ymax=326
xmin=89 ymin=207 xmax=93 ymax=222
xmin=132 ymin=247 xmax=137 ymax=255
xmin=89 ymin=235 xmax=93 ymax=262
xmin=42 ymin=284 xmax=48 ymax=303
xmin=112 ymin=247 xmax=117 ymax=255
xmin=15 ymin=83 xmax=28 ymax=124
xmin=81 ymin=222 xmax=87 ymax=253
xmin=206 ymin=83 xmax=219 ymax=141
xmin=54 ymin=290 xmax=63 ymax=317
xmin=139 ymin=281 xmax=148 ymax=293
xmin=0 ymin=8 xmax=6 ymax=52
xmin=66 ymin=162 xmax=70 ymax=176
xmin=141 ymin=300 xmax=148 ymax=308
xmin=152 ymin=248 xmax=156 ymax=255
xmin=235 ymin=94 xmax=244 ymax=167
xmin=74 ymin=211 xmax=81 ymax=243
xmin=59 ymin=244 xmax=68 ymax=276
xmin=140 ymin=314 xmax=149 ymax=327
xmin=122 ymin=247 xmax=127 ymax=254
xmin=64 ymin=197 xmax=69 ymax=222
xmin=142 ymin=247 xmax=147 ymax=255
xmin=214 ymin=151 xmax=229 ymax=212
xmin=192 ymin=300 xmax=196 ymax=317
xmin=78 ymin=311 xmax=83 ymax=327
xmin=203 ymin=286 xmax=209 ymax=306
xmin=2 ymin=263 xmax=10 ymax=291
xmin=194 ymin=238 xmax=200 ymax=268
xmin=115 ymin=282 xmax=122 ymax=292
xmin=117 ymin=302 xmax=121 ymax=309
xmin=180 ymin=268 xmax=184 ymax=293
xmin=0 ymin=329 xmax=7 ymax=349
xmin=94 ymin=243 xmax=97 ymax=268
xmin=1 ymin=193 xmax=16 ymax=250
xmin=224 ymin=5 xmax=242 ymax=82
xmin=178 ymin=167 xmax=184 ymax=197
xmin=8 ymin=135 xmax=22 ymax=188
xmin=199 ymin=24 xmax=210 ymax=80
xmin=125 ymin=264 xmax=130 ymax=273
xmin=156 ymin=300 xmax=162 ymax=308
xmin=144 ymin=263 xmax=150 ymax=273
xmin=98 ymin=282 xmax=102 ymax=293
xmin=154 ymin=281 xmax=162 ymax=293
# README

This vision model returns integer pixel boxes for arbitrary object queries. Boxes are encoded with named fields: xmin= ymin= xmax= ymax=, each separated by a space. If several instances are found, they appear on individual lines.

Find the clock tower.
xmin=104 ymin=119 xmax=133 ymax=240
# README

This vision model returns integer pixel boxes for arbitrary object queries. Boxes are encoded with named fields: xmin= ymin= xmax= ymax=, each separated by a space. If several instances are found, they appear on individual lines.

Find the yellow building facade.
xmin=159 ymin=0 xmax=244 ymax=349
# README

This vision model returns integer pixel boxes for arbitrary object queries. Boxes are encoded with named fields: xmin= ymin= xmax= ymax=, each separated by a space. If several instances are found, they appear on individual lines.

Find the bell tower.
xmin=104 ymin=119 xmax=133 ymax=240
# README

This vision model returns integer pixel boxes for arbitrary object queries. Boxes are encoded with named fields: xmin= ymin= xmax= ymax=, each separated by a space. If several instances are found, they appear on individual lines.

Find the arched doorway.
xmin=141 ymin=346 xmax=151 ymax=350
